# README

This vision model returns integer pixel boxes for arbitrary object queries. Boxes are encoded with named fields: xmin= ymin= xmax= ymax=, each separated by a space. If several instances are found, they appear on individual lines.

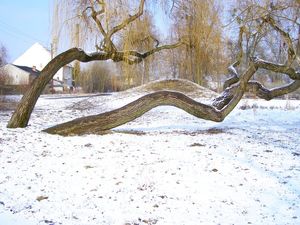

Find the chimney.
xmin=32 ymin=66 xmax=37 ymax=71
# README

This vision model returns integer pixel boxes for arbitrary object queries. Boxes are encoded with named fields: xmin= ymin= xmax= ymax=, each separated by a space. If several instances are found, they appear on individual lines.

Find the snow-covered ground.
xmin=0 ymin=89 xmax=300 ymax=225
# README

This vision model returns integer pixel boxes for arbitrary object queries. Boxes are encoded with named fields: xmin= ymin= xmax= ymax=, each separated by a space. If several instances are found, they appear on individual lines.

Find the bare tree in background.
xmin=0 ymin=44 xmax=8 ymax=67
xmin=79 ymin=62 xmax=114 ymax=93
xmin=0 ymin=44 xmax=9 ymax=86
xmin=166 ymin=0 xmax=227 ymax=85
xmin=118 ymin=11 xmax=158 ymax=87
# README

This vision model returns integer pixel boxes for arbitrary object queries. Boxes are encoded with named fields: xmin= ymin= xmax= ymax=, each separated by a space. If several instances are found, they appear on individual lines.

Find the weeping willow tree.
xmin=166 ymin=0 xmax=227 ymax=85
xmin=7 ymin=0 xmax=300 ymax=136
xmin=119 ymin=12 xmax=158 ymax=87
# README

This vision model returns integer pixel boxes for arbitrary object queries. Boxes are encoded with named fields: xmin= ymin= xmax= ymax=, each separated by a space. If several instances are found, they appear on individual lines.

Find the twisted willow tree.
xmin=7 ymin=0 xmax=300 ymax=135
xmin=7 ymin=0 xmax=183 ymax=128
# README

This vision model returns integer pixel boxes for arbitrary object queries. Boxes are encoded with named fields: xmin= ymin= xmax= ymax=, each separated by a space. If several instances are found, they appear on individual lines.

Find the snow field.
xmin=0 ymin=92 xmax=299 ymax=225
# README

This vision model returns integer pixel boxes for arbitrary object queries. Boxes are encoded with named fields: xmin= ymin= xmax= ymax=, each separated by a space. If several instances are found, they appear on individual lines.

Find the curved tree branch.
xmin=223 ymin=26 xmax=245 ymax=90
xmin=43 ymin=91 xmax=223 ymax=135
xmin=107 ymin=0 xmax=145 ymax=40
xmin=126 ymin=41 xmax=184 ymax=59
xmin=247 ymin=80 xmax=300 ymax=100
xmin=213 ymin=64 xmax=257 ymax=109
xmin=254 ymin=58 xmax=300 ymax=80
xmin=112 ymin=41 xmax=184 ymax=64
xmin=223 ymin=55 xmax=300 ymax=93
xmin=43 ymin=65 xmax=258 ymax=136
xmin=90 ymin=7 xmax=107 ymax=37
xmin=88 ymin=0 xmax=117 ymax=52
xmin=263 ymin=16 xmax=297 ymax=64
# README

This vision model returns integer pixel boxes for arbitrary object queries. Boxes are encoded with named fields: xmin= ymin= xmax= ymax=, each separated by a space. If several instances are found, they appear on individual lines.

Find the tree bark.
xmin=43 ymin=65 xmax=258 ymax=136
xmin=43 ymin=91 xmax=223 ymax=135
xmin=7 ymin=48 xmax=110 ymax=128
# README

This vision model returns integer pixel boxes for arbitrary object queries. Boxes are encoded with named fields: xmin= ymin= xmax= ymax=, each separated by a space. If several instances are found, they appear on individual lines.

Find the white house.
xmin=13 ymin=42 xmax=73 ymax=88
xmin=2 ymin=64 xmax=40 ymax=85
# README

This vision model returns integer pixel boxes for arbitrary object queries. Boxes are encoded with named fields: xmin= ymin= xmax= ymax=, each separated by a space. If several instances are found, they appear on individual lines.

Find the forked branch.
xmin=263 ymin=16 xmax=297 ymax=64
xmin=118 ymin=41 xmax=184 ymax=63
xmin=107 ymin=0 xmax=145 ymax=39
xmin=247 ymin=80 xmax=300 ymax=100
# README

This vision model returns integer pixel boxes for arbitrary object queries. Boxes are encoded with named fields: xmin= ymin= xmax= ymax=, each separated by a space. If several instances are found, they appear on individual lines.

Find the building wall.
xmin=54 ymin=67 xmax=64 ymax=82
xmin=3 ymin=64 xmax=29 ymax=85
xmin=52 ymin=66 xmax=72 ymax=87
xmin=13 ymin=43 xmax=74 ymax=87
xmin=63 ymin=66 xmax=73 ymax=87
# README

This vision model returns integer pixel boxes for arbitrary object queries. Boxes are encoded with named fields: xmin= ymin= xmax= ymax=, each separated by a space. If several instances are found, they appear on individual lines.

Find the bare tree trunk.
xmin=7 ymin=49 xmax=110 ymax=128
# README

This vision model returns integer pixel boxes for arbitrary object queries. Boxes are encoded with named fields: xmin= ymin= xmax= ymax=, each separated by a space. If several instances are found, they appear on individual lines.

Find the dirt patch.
xmin=114 ymin=130 xmax=147 ymax=136
xmin=172 ymin=128 xmax=230 ymax=136
xmin=203 ymin=128 xmax=227 ymax=134
xmin=189 ymin=142 xmax=206 ymax=147
xmin=114 ymin=128 xmax=230 ymax=136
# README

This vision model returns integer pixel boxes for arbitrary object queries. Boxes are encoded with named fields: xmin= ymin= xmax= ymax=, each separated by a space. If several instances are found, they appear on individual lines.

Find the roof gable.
xmin=13 ymin=43 xmax=51 ymax=71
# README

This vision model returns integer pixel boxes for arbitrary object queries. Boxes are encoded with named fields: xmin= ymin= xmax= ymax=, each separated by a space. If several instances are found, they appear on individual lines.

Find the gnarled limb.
xmin=117 ymin=41 xmax=184 ymax=64
xmin=223 ymin=27 xmax=245 ymax=90
xmin=219 ymin=55 xmax=300 ymax=108
xmin=213 ymin=64 xmax=258 ymax=109
xmin=43 ymin=65 xmax=258 ymax=136
xmin=263 ymin=16 xmax=297 ymax=64
xmin=247 ymin=80 xmax=300 ymax=100
xmin=43 ymin=91 xmax=223 ymax=135
xmin=218 ymin=79 xmax=300 ymax=106
xmin=107 ymin=0 xmax=145 ymax=40
xmin=254 ymin=58 xmax=300 ymax=80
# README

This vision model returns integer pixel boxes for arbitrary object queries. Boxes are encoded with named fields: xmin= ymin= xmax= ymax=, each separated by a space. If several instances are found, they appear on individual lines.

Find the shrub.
xmin=78 ymin=62 xmax=121 ymax=93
